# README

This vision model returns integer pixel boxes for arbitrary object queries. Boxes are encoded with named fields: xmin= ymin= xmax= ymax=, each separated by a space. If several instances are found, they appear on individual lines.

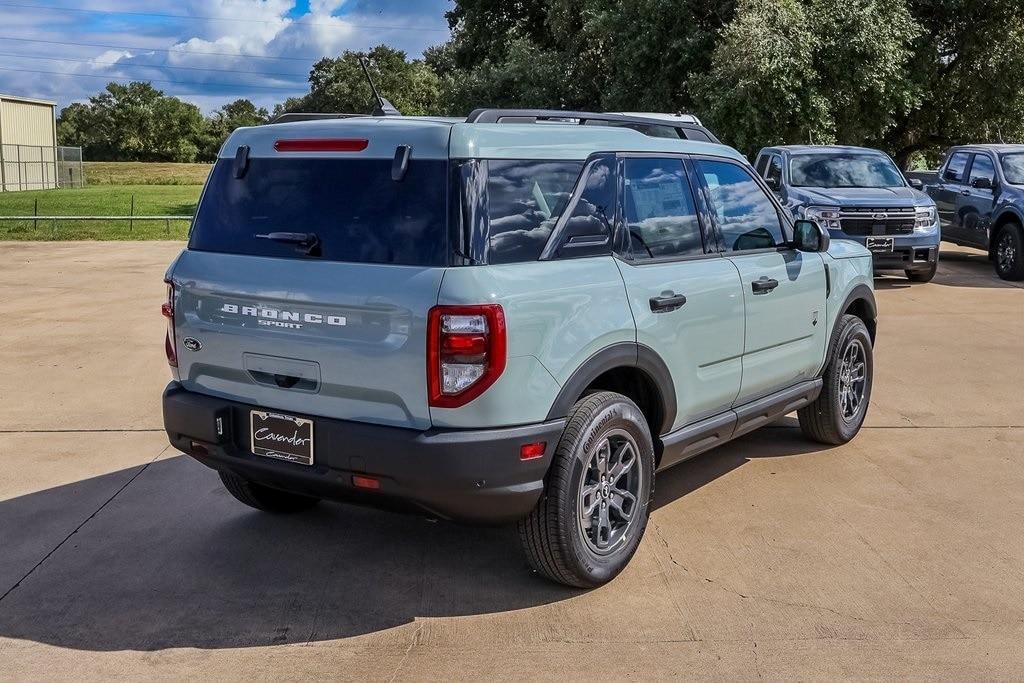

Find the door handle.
xmin=649 ymin=292 xmax=687 ymax=313
xmin=960 ymin=189 xmax=971 ymax=196
xmin=751 ymin=276 xmax=780 ymax=294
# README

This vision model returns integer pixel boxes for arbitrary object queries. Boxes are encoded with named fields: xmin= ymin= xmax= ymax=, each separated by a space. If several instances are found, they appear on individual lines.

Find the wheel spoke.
xmin=596 ymin=503 xmax=611 ymax=548
xmin=608 ymin=442 xmax=635 ymax=481
xmin=580 ymin=483 xmax=601 ymax=518
xmin=595 ymin=441 xmax=610 ymax=477
xmin=608 ymin=488 xmax=636 ymax=522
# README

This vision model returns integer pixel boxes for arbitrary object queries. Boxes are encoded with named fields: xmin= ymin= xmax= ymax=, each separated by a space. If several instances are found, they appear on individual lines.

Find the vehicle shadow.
xmin=0 ymin=425 xmax=831 ymax=652
xmin=930 ymin=246 xmax=1022 ymax=289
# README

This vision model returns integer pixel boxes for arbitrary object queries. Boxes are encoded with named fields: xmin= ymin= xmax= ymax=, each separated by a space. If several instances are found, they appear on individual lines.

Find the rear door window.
xmin=190 ymin=157 xmax=448 ymax=265
xmin=622 ymin=157 xmax=705 ymax=259
xmin=943 ymin=152 xmax=970 ymax=183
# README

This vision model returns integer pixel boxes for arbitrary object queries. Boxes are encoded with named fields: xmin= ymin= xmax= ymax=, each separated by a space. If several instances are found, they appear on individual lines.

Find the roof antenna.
xmin=359 ymin=57 xmax=402 ymax=117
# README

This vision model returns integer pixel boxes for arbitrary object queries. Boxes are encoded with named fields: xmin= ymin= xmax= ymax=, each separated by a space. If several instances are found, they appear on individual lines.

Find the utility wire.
xmin=0 ymin=65 xmax=306 ymax=92
xmin=0 ymin=50 xmax=308 ymax=80
xmin=0 ymin=34 xmax=326 ymax=62
xmin=0 ymin=1 xmax=450 ymax=32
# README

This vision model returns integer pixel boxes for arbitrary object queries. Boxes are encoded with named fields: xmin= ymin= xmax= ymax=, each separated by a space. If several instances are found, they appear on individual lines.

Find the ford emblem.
xmin=871 ymin=212 xmax=888 ymax=220
xmin=182 ymin=337 xmax=203 ymax=352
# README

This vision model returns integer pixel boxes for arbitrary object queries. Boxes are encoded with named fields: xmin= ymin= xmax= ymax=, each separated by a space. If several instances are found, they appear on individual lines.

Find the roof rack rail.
xmin=269 ymin=112 xmax=363 ymax=125
xmin=465 ymin=109 xmax=720 ymax=144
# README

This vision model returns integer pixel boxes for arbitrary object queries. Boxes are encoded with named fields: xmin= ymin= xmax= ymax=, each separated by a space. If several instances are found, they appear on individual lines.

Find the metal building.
xmin=0 ymin=94 xmax=58 ymax=192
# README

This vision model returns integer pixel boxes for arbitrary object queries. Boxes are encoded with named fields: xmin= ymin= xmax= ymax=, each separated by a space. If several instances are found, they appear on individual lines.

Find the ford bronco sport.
xmin=162 ymin=110 xmax=877 ymax=588
xmin=754 ymin=145 xmax=941 ymax=282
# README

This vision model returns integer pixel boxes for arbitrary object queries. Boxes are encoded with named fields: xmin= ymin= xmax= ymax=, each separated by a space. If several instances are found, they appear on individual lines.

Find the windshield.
xmin=189 ymin=157 xmax=448 ymax=265
xmin=790 ymin=153 xmax=906 ymax=188
xmin=1000 ymin=153 xmax=1024 ymax=184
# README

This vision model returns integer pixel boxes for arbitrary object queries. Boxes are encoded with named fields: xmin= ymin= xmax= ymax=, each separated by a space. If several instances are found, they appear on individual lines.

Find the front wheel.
xmin=518 ymin=391 xmax=655 ymax=588
xmin=994 ymin=223 xmax=1024 ymax=281
xmin=906 ymin=261 xmax=937 ymax=283
xmin=798 ymin=314 xmax=873 ymax=445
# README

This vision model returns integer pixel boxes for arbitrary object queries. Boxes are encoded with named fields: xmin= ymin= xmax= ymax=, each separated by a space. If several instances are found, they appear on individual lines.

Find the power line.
xmin=0 ymin=50 xmax=307 ymax=80
xmin=0 ymin=34 xmax=337 ymax=63
xmin=0 ymin=65 xmax=306 ymax=93
xmin=0 ymin=2 xmax=450 ymax=32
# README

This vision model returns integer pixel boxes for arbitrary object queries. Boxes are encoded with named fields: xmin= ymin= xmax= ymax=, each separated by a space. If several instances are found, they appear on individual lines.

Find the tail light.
xmin=427 ymin=305 xmax=506 ymax=408
xmin=162 ymin=280 xmax=177 ymax=368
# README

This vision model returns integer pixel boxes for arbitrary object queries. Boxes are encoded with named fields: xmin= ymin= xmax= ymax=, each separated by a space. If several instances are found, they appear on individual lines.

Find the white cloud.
xmin=0 ymin=0 xmax=450 ymax=113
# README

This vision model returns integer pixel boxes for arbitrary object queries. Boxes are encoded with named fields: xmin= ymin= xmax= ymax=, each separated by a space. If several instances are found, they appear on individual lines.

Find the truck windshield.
xmin=189 ymin=157 xmax=448 ymax=265
xmin=1000 ymin=153 xmax=1024 ymax=184
xmin=790 ymin=154 xmax=906 ymax=189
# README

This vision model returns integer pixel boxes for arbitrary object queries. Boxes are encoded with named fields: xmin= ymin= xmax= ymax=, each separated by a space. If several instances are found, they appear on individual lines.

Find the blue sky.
xmin=0 ymin=0 xmax=452 ymax=113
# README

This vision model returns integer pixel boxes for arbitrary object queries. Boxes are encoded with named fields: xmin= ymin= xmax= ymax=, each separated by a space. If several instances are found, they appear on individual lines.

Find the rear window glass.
xmin=189 ymin=157 xmax=448 ymax=265
xmin=485 ymin=160 xmax=584 ymax=264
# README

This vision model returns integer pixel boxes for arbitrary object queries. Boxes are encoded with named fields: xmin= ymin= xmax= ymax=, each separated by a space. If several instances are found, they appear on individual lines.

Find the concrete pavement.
xmin=0 ymin=241 xmax=1021 ymax=680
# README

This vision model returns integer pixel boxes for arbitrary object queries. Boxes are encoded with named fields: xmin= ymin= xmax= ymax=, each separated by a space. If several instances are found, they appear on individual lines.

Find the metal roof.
xmin=0 ymin=94 xmax=56 ymax=107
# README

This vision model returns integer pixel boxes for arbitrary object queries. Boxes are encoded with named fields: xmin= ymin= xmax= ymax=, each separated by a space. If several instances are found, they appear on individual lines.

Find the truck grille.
xmin=838 ymin=207 xmax=915 ymax=236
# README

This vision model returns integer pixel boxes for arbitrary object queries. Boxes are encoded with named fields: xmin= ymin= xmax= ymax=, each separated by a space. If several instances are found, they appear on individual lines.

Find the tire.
xmin=905 ymin=261 xmax=937 ymax=282
xmin=994 ymin=223 xmax=1024 ymax=281
xmin=798 ymin=314 xmax=873 ymax=445
xmin=518 ymin=391 xmax=655 ymax=588
xmin=218 ymin=470 xmax=320 ymax=513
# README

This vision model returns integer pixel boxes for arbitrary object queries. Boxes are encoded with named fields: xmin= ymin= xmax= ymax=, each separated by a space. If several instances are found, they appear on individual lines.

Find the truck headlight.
xmin=914 ymin=206 xmax=937 ymax=231
xmin=804 ymin=206 xmax=841 ymax=230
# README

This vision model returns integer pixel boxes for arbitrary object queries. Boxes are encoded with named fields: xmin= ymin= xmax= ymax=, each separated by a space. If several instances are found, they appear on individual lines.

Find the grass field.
xmin=0 ymin=185 xmax=200 ymax=240
xmin=84 ymin=162 xmax=212 ymax=186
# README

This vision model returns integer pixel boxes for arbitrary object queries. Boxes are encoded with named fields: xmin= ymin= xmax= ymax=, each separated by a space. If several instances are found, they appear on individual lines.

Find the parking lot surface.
xmin=0 ymin=241 xmax=1021 ymax=680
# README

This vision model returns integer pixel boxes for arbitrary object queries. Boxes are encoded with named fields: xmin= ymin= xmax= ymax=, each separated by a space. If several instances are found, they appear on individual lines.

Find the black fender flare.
xmin=544 ymin=342 xmax=677 ymax=435
xmin=833 ymin=283 xmax=877 ymax=349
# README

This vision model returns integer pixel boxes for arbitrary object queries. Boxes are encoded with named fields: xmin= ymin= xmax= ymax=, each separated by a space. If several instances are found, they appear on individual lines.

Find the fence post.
xmin=33 ymin=198 xmax=38 ymax=230
xmin=165 ymin=218 xmax=170 ymax=234
xmin=51 ymin=217 xmax=57 ymax=239
xmin=129 ymin=194 xmax=134 ymax=232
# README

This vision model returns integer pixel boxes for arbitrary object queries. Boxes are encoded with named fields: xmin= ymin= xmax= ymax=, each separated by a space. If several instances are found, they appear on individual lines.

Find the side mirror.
xmin=765 ymin=176 xmax=780 ymax=191
xmin=971 ymin=176 xmax=993 ymax=190
xmin=908 ymin=178 xmax=923 ymax=190
xmin=793 ymin=219 xmax=830 ymax=253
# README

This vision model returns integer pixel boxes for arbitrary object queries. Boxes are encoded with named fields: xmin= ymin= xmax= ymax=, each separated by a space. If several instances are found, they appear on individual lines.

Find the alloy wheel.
xmin=577 ymin=429 xmax=642 ymax=555
xmin=997 ymin=232 xmax=1016 ymax=274
xmin=838 ymin=339 xmax=868 ymax=423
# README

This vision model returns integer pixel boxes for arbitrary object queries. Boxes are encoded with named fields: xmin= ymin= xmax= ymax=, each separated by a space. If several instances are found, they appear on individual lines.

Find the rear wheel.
xmin=518 ymin=391 xmax=655 ymax=588
xmin=994 ymin=223 xmax=1024 ymax=281
xmin=798 ymin=314 xmax=873 ymax=445
xmin=218 ymin=471 xmax=320 ymax=513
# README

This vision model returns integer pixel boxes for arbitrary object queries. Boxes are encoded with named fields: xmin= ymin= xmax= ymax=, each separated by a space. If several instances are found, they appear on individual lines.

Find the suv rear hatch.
xmin=167 ymin=119 xmax=453 ymax=430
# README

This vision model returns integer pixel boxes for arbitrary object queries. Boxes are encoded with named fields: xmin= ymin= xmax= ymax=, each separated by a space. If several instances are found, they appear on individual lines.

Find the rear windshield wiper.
xmin=255 ymin=232 xmax=321 ymax=257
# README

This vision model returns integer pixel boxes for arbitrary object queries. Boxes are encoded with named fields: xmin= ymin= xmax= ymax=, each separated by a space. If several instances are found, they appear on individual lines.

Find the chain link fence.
xmin=0 ymin=144 xmax=84 ymax=191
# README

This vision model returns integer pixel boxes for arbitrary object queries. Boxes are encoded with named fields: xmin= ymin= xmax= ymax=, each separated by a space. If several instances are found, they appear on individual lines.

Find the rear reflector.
xmin=274 ymin=138 xmax=369 ymax=153
xmin=352 ymin=475 xmax=381 ymax=490
xmin=520 ymin=442 xmax=546 ymax=460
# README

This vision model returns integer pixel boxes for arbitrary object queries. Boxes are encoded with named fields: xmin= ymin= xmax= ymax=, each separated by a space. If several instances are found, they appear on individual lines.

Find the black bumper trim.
xmin=162 ymin=383 xmax=565 ymax=524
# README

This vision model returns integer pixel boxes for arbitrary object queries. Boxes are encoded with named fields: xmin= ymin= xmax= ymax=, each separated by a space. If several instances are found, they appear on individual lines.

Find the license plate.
xmin=866 ymin=237 xmax=894 ymax=253
xmin=250 ymin=410 xmax=314 ymax=466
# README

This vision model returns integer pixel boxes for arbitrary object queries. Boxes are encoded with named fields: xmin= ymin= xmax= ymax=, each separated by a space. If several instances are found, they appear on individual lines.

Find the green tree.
xmin=275 ymin=45 xmax=441 ymax=117
xmin=56 ymin=82 xmax=205 ymax=162
xmin=200 ymin=99 xmax=269 ymax=160
xmin=884 ymin=0 xmax=1024 ymax=166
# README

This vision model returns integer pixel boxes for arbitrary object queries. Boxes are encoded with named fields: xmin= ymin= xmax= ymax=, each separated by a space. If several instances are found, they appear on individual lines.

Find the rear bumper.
xmin=162 ymin=382 xmax=564 ymax=524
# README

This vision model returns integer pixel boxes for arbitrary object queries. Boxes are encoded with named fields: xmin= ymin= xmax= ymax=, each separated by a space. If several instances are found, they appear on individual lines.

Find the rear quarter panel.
xmin=432 ymin=256 xmax=634 ymax=428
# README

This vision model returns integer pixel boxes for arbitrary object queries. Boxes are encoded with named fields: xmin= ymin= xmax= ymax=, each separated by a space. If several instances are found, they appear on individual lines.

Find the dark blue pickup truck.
xmin=754 ymin=145 xmax=941 ymax=282
xmin=910 ymin=144 xmax=1024 ymax=281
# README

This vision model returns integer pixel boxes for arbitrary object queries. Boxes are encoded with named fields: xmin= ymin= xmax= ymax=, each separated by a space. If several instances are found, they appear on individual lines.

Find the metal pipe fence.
xmin=0 ymin=144 xmax=84 ymax=191
xmin=0 ymin=214 xmax=193 ymax=237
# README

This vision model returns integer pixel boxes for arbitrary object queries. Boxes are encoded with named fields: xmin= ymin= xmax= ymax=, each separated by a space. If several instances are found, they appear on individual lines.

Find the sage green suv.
xmin=162 ymin=109 xmax=877 ymax=588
